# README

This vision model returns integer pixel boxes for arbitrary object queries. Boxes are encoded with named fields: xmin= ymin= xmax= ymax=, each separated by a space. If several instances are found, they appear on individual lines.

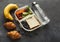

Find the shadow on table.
xmin=19 ymin=24 xmax=50 ymax=38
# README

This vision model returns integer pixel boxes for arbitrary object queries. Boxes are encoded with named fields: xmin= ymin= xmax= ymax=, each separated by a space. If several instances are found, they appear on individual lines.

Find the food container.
xmin=14 ymin=2 xmax=50 ymax=31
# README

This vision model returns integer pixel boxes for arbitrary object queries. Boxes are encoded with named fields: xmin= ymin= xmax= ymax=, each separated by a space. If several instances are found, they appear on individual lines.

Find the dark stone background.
xmin=0 ymin=0 xmax=60 ymax=42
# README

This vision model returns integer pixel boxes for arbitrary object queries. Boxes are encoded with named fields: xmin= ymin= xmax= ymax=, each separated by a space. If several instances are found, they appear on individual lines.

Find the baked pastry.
xmin=4 ymin=22 xmax=16 ymax=30
xmin=7 ymin=31 xmax=21 ymax=39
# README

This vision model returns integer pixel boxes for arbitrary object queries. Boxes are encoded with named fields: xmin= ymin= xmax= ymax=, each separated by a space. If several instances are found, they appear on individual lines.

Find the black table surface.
xmin=0 ymin=0 xmax=60 ymax=42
